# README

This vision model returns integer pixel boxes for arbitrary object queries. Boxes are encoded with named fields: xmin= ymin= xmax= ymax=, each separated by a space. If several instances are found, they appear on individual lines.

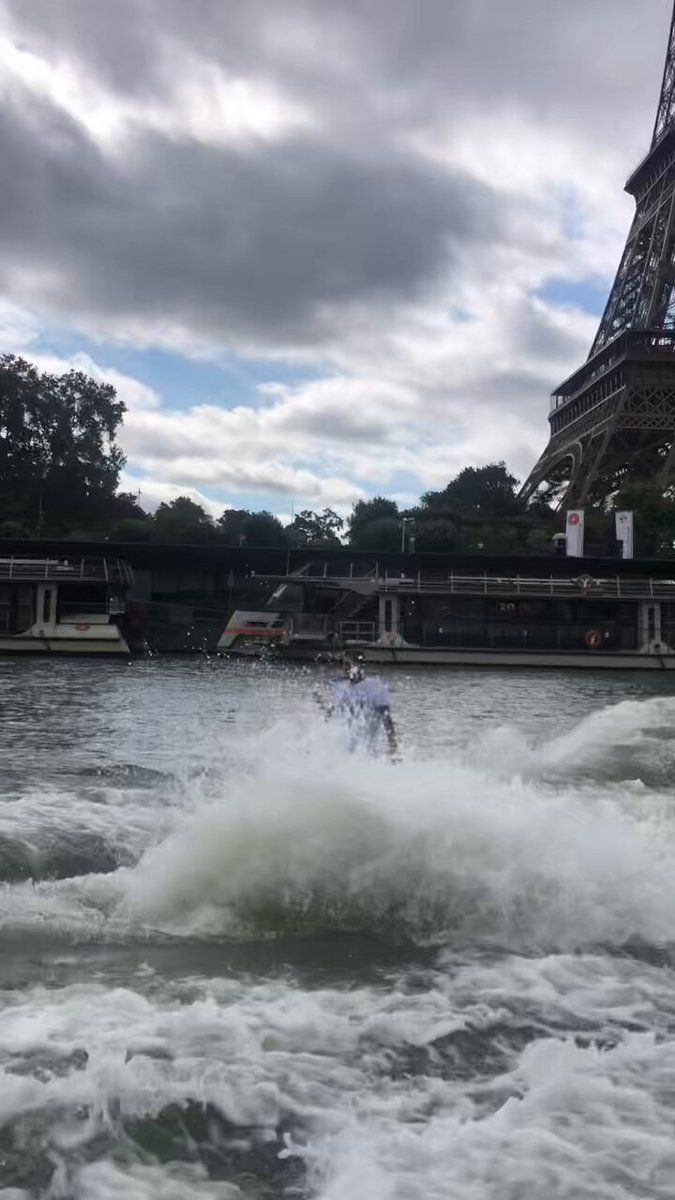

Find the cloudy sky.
xmin=0 ymin=0 xmax=671 ymax=517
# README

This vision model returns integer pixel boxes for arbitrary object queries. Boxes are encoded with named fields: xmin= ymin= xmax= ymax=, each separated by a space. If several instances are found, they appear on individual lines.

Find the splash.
xmin=121 ymin=737 xmax=675 ymax=949
xmin=474 ymin=694 xmax=675 ymax=789
xmin=3 ymin=698 xmax=675 ymax=952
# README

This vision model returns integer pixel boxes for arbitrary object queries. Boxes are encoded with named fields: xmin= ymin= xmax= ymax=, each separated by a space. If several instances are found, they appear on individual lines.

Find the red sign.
xmin=568 ymin=513 xmax=580 ymax=526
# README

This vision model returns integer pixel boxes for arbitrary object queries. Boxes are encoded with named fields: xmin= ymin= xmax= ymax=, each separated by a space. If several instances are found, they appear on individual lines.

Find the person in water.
xmin=319 ymin=655 xmax=398 ymax=758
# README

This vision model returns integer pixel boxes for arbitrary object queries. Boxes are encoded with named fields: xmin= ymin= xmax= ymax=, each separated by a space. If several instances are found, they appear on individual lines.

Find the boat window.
xmin=0 ymin=585 xmax=34 ymax=635
xmin=384 ymin=599 xmax=393 ymax=633
xmin=42 ymin=588 xmax=52 ymax=624
xmin=648 ymin=606 xmax=657 ymax=641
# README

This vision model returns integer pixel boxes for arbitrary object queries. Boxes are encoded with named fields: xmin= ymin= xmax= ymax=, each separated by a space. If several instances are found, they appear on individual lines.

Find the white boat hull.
xmin=0 ymin=620 xmax=130 ymax=655
xmin=361 ymin=646 xmax=675 ymax=670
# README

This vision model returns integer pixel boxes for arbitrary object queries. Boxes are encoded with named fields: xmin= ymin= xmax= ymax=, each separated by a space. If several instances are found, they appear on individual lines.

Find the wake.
xmin=2 ymin=697 xmax=675 ymax=952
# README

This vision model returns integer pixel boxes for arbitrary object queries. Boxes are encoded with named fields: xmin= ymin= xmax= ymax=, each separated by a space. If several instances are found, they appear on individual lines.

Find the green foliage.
xmin=110 ymin=492 xmax=148 ymax=521
xmin=154 ymin=496 xmax=214 ymax=542
xmin=341 ymin=465 xmax=557 ymax=553
xmin=217 ymin=509 xmax=249 ymax=545
xmin=0 ymin=519 xmax=31 ymax=539
xmin=243 ymin=510 xmax=287 ymax=546
xmin=348 ymin=497 xmax=399 ymax=546
xmin=524 ymin=527 xmax=555 ymax=553
xmin=422 ymin=462 xmax=524 ymax=516
xmin=348 ymin=516 xmax=401 ymax=551
xmin=109 ymin=519 xmax=157 ymax=542
xmin=217 ymin=508 xmax=286 ymax=546
xmin=411 ymin=515 xmax=461 ymax=551
xmin=0 ymin=353 xmax=126 ymax=535
xmin=613 ymin=479 xmax=675 ymax=556
xmin=286 ymin=507 xmax=344 ymax=545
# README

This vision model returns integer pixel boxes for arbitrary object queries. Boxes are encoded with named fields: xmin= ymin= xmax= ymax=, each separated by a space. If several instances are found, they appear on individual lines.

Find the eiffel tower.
xmin=521 ymin=3 xmax=675 ymax=508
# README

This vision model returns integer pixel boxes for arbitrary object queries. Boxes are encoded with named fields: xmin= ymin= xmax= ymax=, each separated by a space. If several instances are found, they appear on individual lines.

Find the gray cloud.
xmin=0 ymin=0 xmax=669 ymax=358
xmin=6 ymin=0 xmax=668 ymax=149
xmin=0 ymin=0 xmax=672 ymax=504
xmin=0 ymin=74 xmax=508 ymax=350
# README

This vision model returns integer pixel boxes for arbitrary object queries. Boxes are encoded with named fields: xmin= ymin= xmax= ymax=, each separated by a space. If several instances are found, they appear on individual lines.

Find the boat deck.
xmin=265 ymin=568 xmax=675 ymax=601
xmin=0 ymin=557 xmax=134 ymax=586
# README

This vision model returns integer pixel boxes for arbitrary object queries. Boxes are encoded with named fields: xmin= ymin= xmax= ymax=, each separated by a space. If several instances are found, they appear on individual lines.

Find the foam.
xmin=3 ymin=699 xmax=675 ymax=953
xmin=73 ymin=1162 xmax=241 ymax=1199
xmin=4 ymin=682 xmax=675 ymax=1195
xmin=120 ymin=723 xmax=675 ymax=949
xmin=2 ymin=956 xmax=675 ymax=1199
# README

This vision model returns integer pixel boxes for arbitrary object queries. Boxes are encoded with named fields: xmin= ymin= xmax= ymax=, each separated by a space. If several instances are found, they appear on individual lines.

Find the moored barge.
xmin=218 ymin=565 xmax=675 ymax=669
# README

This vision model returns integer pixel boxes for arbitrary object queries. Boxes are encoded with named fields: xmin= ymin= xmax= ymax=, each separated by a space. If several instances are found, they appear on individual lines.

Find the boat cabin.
xmin=218 ymin=564 xmax=675 ymax=669
xmin=0 ymin=557 xmax=134 ymax=654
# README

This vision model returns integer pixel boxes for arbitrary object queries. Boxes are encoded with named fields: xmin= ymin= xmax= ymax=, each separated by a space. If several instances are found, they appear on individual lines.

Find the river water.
xmin=3 ymin=658 xmax=675 ymax=1198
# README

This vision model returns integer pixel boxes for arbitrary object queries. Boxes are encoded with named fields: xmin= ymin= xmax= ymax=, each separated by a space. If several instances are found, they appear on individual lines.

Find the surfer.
xmin=317 ymin=655 xmax=398 ymax=758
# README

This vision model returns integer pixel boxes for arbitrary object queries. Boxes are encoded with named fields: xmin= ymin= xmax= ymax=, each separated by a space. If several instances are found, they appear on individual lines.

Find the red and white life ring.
xmin=75 ymin=623 xmax=90 ymax=632
xmin=585 ymin=628 xmax=602 ymax=648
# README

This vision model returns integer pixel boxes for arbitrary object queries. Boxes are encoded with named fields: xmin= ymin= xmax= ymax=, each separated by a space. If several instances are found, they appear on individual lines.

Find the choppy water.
xmin=3 ymin=659 xmax=675 ymax=1198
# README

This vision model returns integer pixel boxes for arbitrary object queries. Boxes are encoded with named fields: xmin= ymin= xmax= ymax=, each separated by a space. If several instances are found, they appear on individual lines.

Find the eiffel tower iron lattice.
xmin=521 ymin=2 xmax=675 ymax=509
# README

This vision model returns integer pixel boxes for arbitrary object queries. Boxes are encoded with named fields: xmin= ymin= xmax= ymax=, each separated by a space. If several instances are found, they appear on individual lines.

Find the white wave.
xmin=0 ymin=788 xmax=170 ymax=880
xmin=73 ymin=1162 xmax=241 ymax=1199
xmin=1 ymin=953 xmax=675 ymax=1199
xmin=2 ymin=698 xmax=675 ymax=953
xmin=304 ymin=1031 xmax=675 ymax=1199
xmin=119 ymin=731 xmax=675 ymax=949
xmin=473 ymin=695 xmax=675 ymax=787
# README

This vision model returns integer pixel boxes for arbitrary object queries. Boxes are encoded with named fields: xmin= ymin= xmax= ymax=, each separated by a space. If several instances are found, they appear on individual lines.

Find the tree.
xmin=109 ymin=519 xmax=157 ymax=542
xmin=411 ymin=462 xmax=557 ymax=552
xmin=348 ymin=497 xmax=399 ymax=546
xmin=0 ymin=354 xmax=126 ymax=535
xmin=348 ymin=516 xmax=402 ymax=551
xmin=286 ymin=507 xmax=344 ymax=545
xmin=613 ymin=479 xmax=675 ymax=556
xmin=422 ymin=462 xmax=524 ymax=517
xmin=109 ymin=492 xmax=148 ymax=521
xmin=243 ymin=510 xmax=287 ymax=546
xmin=217 ymin=509 xmax=286 ymax=546
xmin=154 ymin=497 xmax=214 ymax=542
xmin=410 ymin=514 xmax=461 ymax=551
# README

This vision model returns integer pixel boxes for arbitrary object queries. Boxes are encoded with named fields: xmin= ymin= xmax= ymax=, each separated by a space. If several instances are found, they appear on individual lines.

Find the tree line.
xmin=2 ymin=353 xmax=674 ymax=555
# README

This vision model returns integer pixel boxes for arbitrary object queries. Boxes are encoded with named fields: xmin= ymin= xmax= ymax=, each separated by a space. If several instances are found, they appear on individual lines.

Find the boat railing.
xmin=287 ymin=613 xmax=330 ymax=637
xmin=0 ymin=557 xmax=134 ymax=586
xmin=376 ymin=572 xmax=675 ymax=599
xmin=340 ymin=620 xmax=377 ymax=642
xmin=257 ymin=565 xmax=675 ymax=601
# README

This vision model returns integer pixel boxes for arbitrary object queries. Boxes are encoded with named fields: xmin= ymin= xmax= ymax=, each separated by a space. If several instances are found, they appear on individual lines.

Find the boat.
xmin=217 ymin=564 xmax=675 ymax=669
xmin=0 ymin=556 xmax=134 ymax=655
